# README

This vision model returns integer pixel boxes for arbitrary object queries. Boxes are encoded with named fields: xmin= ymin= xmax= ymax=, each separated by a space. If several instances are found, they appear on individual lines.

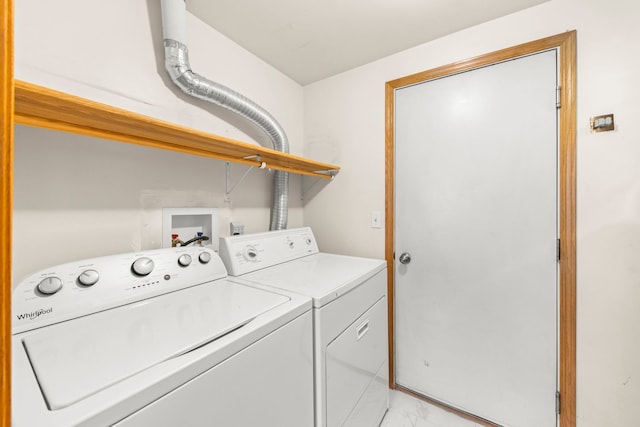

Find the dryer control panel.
xmin=13 ymin=246 xmax=226 ymax=334
xmin=219 ymin=227 xmax=319 ymax=276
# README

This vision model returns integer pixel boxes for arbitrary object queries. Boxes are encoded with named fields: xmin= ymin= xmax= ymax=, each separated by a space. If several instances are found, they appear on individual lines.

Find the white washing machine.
xmin=219 ymin=227 xmax=389 ymax=427
xmin=12 ymin=246 xmax=314 ymax=427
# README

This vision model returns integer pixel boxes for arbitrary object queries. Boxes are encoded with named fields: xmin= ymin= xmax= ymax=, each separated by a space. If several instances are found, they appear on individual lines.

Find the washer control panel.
xmin=12 ymin=246 xmax=225 ymax=334
xmin=219 ymin=227 xmax=319 ymax=276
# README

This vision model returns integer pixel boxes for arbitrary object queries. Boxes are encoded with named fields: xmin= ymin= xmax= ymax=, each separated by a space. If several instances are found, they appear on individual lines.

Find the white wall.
xmin=303 ymin=0 xmax=640 ymax=426
xmin=12 ymin=0 xmax=304 ymax=283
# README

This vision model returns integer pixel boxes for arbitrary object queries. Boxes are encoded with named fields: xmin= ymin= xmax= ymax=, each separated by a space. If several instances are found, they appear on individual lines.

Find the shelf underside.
xmin=14 ymin=80 xmax=339 ymax=179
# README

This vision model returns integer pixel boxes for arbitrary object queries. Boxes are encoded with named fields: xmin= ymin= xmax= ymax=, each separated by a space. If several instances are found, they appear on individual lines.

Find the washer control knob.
xmin=37 ymin=276 xmax=63 ymax=295
xmin=199 ymin=252 xmax=212 ymax=264
xmin=78 ymin=269 xmax=99 ymax=286
xmin=178 ymin=254 xmax=192 ymax=267
xmin=244 ymin=246 xmax=258 ymax=261
xmin=132 ymin=257 xmax=154 ymax=276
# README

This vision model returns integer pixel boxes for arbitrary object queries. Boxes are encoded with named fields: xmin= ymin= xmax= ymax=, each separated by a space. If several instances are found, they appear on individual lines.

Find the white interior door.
xmin=394 ymin=50 xmax=558 ymax=427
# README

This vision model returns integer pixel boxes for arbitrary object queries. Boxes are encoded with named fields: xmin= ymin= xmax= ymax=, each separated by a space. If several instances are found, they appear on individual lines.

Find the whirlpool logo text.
xmin=16 ymin=307 xmax=53 ymax=321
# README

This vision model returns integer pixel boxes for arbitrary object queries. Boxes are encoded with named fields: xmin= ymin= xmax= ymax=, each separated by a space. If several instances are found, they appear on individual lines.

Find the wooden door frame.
xmin=385 ymin=31 xmax=576 ymax=427
xmin=1 ymin=0 xmax=13 ymax=426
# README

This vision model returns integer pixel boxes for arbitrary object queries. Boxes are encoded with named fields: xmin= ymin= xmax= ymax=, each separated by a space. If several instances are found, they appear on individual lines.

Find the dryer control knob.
xmin=244 ymin=246 xmax=258 ymax=261
xmin=199 ymin=252 xmax=212 ymax=264
xmin=178 ymin=254 xmax=192 ymax=267
xmin=78 ymin=269 xmax=99 ymax=286
xmin=37 ymin=276 xmax=63 ymax=295
xmin=132 ymin=257 xmax=155 ymax=276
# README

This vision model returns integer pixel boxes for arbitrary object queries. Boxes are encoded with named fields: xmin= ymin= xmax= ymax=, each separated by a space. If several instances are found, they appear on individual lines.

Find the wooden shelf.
xmin=14 ymin=80 xmax=340 ymax=179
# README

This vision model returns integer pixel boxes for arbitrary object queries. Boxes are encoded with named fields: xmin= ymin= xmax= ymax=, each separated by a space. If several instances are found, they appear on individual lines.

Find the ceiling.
xmin=186 ymin=0 xmax=549 ymax=86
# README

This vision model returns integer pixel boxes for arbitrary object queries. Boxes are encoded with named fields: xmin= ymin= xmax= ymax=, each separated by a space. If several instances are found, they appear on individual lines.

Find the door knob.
xmin=399 ymin=252 xmax=412 ymax=265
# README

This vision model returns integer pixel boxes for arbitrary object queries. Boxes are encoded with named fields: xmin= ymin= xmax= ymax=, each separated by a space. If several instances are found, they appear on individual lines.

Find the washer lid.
xmin=21 ymin=280 xmax=289 ymax=410
xmin=240 ymin=253 xmax=386 ymax=307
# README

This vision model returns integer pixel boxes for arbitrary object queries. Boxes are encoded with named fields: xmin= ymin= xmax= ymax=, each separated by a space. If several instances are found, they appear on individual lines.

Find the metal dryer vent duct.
xmin=160 ymin=0 xmax=289 ymax=230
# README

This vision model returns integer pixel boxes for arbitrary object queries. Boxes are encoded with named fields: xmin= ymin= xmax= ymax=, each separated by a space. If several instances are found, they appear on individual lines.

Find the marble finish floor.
xmin=380 ymin=390 xmax=486 ymax=427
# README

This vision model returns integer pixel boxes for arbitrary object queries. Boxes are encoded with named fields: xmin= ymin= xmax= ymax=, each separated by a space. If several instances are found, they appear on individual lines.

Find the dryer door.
xmin=326 ymin=296 xmax=388 ymax=426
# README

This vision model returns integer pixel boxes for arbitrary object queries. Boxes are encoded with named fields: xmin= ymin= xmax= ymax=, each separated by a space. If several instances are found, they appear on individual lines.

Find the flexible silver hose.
xmin=161 ymin=1 xmax=288 ymax=230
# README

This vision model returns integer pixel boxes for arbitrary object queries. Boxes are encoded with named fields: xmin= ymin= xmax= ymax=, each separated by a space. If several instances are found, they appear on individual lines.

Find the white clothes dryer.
xmin=12 ymin=246 xmax=314 ymax=427
xmin=220 ymin=227 xmax=389 ymax=427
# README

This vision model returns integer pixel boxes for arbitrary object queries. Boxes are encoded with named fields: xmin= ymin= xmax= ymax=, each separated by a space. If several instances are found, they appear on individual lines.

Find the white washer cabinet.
xmin=12 ymin=247 xmax=314 ymax=427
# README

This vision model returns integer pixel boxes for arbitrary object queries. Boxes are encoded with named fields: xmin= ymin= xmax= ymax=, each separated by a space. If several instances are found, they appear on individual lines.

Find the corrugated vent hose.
xmin=161 ymin=0 xmax=288 ymax=230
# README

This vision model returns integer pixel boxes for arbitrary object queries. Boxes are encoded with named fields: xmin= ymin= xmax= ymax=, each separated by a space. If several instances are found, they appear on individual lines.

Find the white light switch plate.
xmin=371 ymin=211 xmax=383 ymax=229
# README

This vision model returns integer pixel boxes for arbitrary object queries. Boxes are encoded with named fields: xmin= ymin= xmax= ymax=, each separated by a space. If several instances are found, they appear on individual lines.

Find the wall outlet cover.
xmin=230 ymin=221 xmax=244 ymax=236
